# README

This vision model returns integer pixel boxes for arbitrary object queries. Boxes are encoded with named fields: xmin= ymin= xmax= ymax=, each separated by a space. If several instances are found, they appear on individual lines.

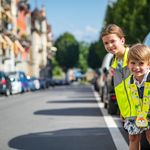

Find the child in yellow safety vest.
xmin=101 ymin=24 xmax=150 ymax=150
xmin=126 ymin=43 xmax=150 ymax=149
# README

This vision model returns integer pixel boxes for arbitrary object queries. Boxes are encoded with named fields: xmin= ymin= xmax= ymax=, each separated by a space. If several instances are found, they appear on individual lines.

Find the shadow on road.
xmin=8 ymin=127 xmax=116 ymax=150
xmin=34 ymin=107 xmax=103 ymax=116
xmin=47 ymin=99 xmax=98 ymax=104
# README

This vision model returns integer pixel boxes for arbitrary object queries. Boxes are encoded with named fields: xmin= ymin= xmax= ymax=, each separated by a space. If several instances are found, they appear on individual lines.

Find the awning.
xmin=1 ymin=8 xmax=12 ymax=20
xmin=4 ymin=35 xmax=13 ymax=46
xmin=14 ymin=40 xmax=25 ymax=52
xmin=14 ymin=41 xmax=19 ymax=55
xmin=5 ymin=11 xmax=12 ymax=20
xmin=0 ymin=35 xmax=6 ymax=44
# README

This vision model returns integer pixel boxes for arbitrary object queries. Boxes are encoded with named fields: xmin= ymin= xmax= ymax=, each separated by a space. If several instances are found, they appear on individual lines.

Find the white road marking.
xmin=93 ymin=89 xmax=129 ymax=150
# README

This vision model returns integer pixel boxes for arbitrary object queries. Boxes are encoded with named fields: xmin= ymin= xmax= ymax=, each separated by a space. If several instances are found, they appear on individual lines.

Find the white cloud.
xmin=70 ymin=25 xmax=100 ymax=43
xmin=85 ymin=25 xmax=99 ymax=34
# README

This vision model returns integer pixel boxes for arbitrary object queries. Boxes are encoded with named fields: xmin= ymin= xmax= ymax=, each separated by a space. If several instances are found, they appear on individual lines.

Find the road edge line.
xmin=92 ymin=88 xmax=128 ymax=150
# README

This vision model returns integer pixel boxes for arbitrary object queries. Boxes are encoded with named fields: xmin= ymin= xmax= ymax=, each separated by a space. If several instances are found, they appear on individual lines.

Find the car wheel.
xmin=94 ymin=83 xmax=99 ymax=92
xmin=5 ymin=89 xmax=10 ymax=96
xmin=104 ymin=102 xmax=107 ymax=109
xmin=103 ymin=85 xmax=108 ymax=108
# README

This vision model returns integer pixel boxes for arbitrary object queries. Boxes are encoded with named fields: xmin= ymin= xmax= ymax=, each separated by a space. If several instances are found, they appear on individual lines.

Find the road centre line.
xmin=93 ymin=89 xmax=129 ymax=150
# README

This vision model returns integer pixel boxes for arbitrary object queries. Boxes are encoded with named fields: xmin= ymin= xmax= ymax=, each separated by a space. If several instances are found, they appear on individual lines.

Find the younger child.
xmin=126 ymin=43 xmax=150 ymax=150
xmin=101 ymin=24 xmax=150 ymax=150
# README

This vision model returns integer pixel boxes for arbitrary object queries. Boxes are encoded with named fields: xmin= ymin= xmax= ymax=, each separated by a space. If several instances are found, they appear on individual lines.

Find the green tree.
xmin=87 ymin=41 xmax=106 ymax=70
xmin=54 ymin=32 xmax=79 ymax=72
xmin=78 ymin=42 xmax=89 ymax=72
xmin=103 ymin=0 xmax=150 ymax=45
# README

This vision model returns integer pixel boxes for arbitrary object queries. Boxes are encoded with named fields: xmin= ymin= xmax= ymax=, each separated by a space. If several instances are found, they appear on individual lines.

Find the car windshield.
xmin=8 ymin=74 xmax=18 ymax=81
xmin=144 ymin=32 xmax=150 ymax=46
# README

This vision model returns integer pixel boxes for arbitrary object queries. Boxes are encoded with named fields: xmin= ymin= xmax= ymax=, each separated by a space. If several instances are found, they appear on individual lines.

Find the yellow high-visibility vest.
xmin=130 ymin=75 xmax=150 ymax=118
xmin=111 ymin=47 xmax=137 ymax=118
xmin=129 ymin=75 xmax=150 ymax=127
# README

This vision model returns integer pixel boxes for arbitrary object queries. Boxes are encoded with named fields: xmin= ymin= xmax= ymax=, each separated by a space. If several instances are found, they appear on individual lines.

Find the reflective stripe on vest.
xmin=112 ymin=47 xmax=130 ymax=87
xmin=112 ymin=47 xmax=129 ymax=68
xmin=111 ymin=47 xmax=133 ymax=118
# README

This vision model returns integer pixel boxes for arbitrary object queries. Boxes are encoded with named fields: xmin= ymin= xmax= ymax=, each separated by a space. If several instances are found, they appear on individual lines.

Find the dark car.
xmin=0 ymin=71 xmax=12 ymax=96
xmin=102 ymin=68 xmax=118 ymax=115
xmin=100 ymin=53 xmax=118 ymax=115
xmin=39 ymin=78 xmax=49 ymax=89
xmin=92 ymin=69 xmax=101 ymax=92
xmin=96 ymin=53 xmax=114 ymax=102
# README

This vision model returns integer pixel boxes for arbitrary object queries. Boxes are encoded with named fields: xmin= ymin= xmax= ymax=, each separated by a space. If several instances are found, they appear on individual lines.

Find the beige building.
xmin=0 ymin=0 xmax=53 ymax=77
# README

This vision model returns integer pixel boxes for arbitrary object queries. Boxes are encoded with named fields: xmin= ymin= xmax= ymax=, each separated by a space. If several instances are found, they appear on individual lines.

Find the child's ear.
xmin=148 ymin=62 xmax=150 ymax=68
xmin=121 ymin=37 xmax=125 ymax=45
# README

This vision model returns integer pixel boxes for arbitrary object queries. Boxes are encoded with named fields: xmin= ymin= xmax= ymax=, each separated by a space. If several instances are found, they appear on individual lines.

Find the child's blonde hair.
xmin=100 ymin=24 xmax=125 ymax=39
xmin=127 ymin=43 xmax=150 ymax=63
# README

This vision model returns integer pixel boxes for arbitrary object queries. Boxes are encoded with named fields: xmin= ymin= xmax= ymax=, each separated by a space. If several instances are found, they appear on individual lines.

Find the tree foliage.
xmin=103 ymin=0 xmax=150 ymax=45
xmin=53 ymin=1 xmax=150 ymax=72
xmin=87 ymin=41 xmax=106 ymax=69
xmin=78 ymin=42 xmax=89 ymax=72
xmin=54 ymin=32 xmax=79 ymax=72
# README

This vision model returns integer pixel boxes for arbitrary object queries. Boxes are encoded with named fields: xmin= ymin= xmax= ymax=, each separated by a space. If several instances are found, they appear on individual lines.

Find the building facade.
xmin=0 ymin=0 xmax=53 ymax=77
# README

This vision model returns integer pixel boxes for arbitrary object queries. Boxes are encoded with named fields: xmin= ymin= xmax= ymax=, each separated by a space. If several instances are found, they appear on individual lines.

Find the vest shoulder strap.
xmin=130 ymin=72 xmax=150 ymax=84
xmin=146 ymin=72 xmax=150 ymax=82
xmin=130 ymin=75 xmax=134 ymax=84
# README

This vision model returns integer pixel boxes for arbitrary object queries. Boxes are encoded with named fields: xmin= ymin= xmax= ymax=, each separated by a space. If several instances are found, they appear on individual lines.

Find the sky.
xmin=29 ymin=0 xmax=108 ymax=43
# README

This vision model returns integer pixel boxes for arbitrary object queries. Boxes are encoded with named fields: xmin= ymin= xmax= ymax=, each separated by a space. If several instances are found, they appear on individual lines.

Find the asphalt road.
xmin=0 ymin=83 xmax=128 ymax=150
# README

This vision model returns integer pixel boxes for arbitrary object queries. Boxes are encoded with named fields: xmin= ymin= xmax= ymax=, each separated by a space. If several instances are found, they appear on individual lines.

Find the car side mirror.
xmin=103 ymin=68 xmax=108 ymax=74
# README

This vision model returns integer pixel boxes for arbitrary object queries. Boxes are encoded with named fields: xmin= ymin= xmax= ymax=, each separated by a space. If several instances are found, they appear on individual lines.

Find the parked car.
xmin=98 ymin=53 xmax=118 ymax=115
xmin=96 ymin=53 xmax=114 ymax=101
xmin=8 ymin=73 xmax=22 ymax=94
xmin=45 ymin=77 xmax=55 ymax=87
xmin=92 ymin=69 xmax=101 ymax=92
xmin=73 ymin=69 xmax=85 ymax=81
xmin=27 ymin=76 xmax=40 ymax=91
xmin=67 ymin=68 xmax=85 ymax=82
xmin=8 ymin=71 xmax=29 ymax=93
xmin=31 ymin=77 xmax=40 ymax=90
xmin=39 ymin=78 xmax=49 ymax=89
xmin=0 ymin=71 xmax=12 ymax=96
xmin=102 ymin=67 xmax=118 ymax=115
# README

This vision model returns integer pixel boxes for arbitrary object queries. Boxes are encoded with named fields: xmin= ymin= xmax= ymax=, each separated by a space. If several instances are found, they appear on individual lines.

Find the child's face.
xmin=128 ymin=59 xmax=150 ymax=81
xmin=102 ymin=34 xmax=125 ymax=55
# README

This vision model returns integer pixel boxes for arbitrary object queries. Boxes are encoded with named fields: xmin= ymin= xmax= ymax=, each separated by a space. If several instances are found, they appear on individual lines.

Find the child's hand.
xmin=109 ymin=68 xmax=114 ymax=76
